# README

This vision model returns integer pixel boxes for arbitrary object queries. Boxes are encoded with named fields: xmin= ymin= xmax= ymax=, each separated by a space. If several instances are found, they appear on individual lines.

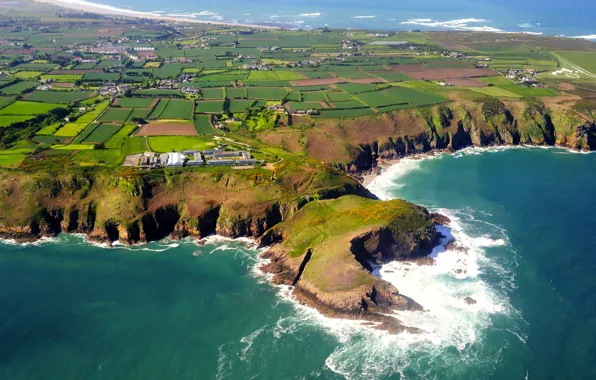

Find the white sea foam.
xmin=367 ymin=154 xmax=443 ymax=200
xmin=299 ymin=12 xmax=321 ymax=17
xmin=256 ymin=150 xmax=528 ymax=379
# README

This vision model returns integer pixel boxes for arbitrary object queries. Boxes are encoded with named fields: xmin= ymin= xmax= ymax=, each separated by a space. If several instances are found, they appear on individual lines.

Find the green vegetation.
xmin=147 ymin=136 xmax=215 ymax=152
xmin=0 ymin=81 xmax=38 ymax=95
xmin=0 ymin=101 xmax=62 ymax=115
xmin=159 ymin=99 xmax=193 ymax=120
xmin=26 ymin=91 xmax=92 ymax=104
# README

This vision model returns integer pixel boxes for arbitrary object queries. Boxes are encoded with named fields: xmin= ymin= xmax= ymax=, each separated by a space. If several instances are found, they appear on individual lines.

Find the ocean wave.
xmin=351 ymin=15 xmax=376 ymax=19
xmin=400 ymin=17 xmax=543 ymax=34
xmin=299 ymin=12 xmax=321 ymax=17
xmin=255 ymin=152 xmax=527 ymax=379
xmin=367 ymin=154 xmax=444 ymax=200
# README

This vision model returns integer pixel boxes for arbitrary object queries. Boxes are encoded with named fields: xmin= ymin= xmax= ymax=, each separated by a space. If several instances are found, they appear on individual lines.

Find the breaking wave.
xmin=258 ymin=151 xmax=527 ymax=379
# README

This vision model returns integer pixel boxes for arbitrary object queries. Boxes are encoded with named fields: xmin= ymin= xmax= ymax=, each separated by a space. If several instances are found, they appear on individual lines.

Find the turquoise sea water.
xmin=1 ymin=147 xmax=596 ymax=379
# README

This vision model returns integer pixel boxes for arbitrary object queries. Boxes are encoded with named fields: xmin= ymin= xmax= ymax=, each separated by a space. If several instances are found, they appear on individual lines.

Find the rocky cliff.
xmin=259 ymin=195 xmax=442 ymax=333
xmin=0 ymin=165 xmax=374 ymax=244
xmin=283 ymin=99 xmax=596 ymax=173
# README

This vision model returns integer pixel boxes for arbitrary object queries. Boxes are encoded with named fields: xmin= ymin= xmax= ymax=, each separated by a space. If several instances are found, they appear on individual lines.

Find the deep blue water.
xmin=84 ymin=0 xmax=596 ymax=37
xmin=1 ymin=146 xmax=596 ymax=379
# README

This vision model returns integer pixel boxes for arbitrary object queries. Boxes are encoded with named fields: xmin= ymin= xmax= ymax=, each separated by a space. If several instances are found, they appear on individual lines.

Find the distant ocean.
xmin=1 ymin=147 xmax=596 ymax=379
xmin=66 ymin=0 xmax=596 ymax=38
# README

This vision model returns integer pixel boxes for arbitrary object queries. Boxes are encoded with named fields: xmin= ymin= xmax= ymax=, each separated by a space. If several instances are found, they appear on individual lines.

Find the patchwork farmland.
xmin=0 ymin=15 xmax=572 ymax=169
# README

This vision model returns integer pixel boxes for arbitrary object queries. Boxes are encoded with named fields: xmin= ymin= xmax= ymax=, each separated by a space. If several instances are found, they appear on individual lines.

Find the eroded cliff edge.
xmin=259 ymin=195 xmax=444 ymax=333
xmin=0 ymin=166 xmax=374 ymax=244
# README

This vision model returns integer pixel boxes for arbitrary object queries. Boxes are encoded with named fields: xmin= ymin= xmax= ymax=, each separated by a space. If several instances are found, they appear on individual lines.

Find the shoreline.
xmin=33 ymin=0 xmax=280 ymax=29
xmin=357 ymin=143 xmax=593 ymax=188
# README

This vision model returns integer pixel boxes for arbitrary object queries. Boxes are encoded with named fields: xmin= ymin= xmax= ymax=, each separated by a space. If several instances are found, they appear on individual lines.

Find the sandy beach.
xmin=34 ymin=0 xmax=279 ymax=29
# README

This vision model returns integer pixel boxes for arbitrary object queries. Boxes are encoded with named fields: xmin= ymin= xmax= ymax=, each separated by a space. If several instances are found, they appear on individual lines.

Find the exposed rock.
xmin=464 ymin=297 xmax=477 ymax=305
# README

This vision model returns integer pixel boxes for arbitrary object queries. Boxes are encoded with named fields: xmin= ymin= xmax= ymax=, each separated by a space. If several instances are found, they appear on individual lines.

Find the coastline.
xmin=33 ymin=0 xmax=280 ymax=29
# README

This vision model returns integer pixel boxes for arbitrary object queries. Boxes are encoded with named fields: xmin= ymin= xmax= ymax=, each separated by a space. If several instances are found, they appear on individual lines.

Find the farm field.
xmin=158 ymin=99 xmax=194 ymax=120
xmin=0 ymin=81 xmax=38 ymax=95
xmin=229 ymin=100 xmax=255 ymax=113
xmin=112 ymin=97 xmax=158 ymax=108
xmin=246 ymin=87 xmax=289 ymax=100
xmin=136 ymin=122 xmax=197 ymax=136
xmin=467 ymin=86 xmax=524 ymax=98
xmin=0 ymin=19 xmax=588 ymax=171
xmin=25 ymin=91 xmax=93 ymax=104
xmin=82 ymin=123 xmax=122 ymax=143
xmin=147 ymin=136 xmax=214 ymax=152
xmin=0 ymin=101 xmax=62 ymax=115
xmin=195 ymin=101 xmax=225 ymax=113
xmin=0 ymin=115 xmax=34 ymax=127
xmin=194 ymin=115 xmax=217 ymax=134
xmin=555 ymin=51 xmax=596 ymax=76
xmin=99 ymin=108 xmax=132 ymax=122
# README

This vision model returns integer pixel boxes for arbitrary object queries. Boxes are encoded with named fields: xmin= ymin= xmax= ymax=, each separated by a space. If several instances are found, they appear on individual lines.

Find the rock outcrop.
xmin=259 ymin=196 xmax=440 ymax=333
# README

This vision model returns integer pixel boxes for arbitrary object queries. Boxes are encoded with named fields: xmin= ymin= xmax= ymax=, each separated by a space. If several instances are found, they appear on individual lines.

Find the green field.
xmin=26 ymin=91 xmax=92 ymax=104
xmin=0 ymin=148 xmax=33 ymax=167
xmin=337 ymin=83 xmax=380 ymax=94
xmin=127 ymin=108 xmax=152 ymax=121
xmin=99 ymin=108 xmax=133 ymax=122
xmin=229 ymin=99 xmax=256 ymax=113
xmin=355 ymin=91 xmax=401 ymax=107
xmin=195 ymin=101 xmax=225 ymax=113
xmin=0 ymin=97 xmax=14 ymax=110
xmin=302 ymin=91 xmax=327 ymax=102
xmin=226 ymin=87 xmax=247 ymax=99
xmin=556 ymin=51 xmax=596 ymax=75
xmin=468 ymin=86 xmax=524 ymax=98
xmin=148 ymin=99 xmax=169 ymax=119
xmin=325 ymin=90 xmax=353 ymax=102
xmin=159 ymin=99 xmax=193 ymax=120
xmin=36 ymin=123 xmax=61 ymax=135
xmin=82 ymin=72 xmax=120 ymax=82
xmin=82 ymin=123 xmax=122 ymax=143
xmin=113 ymin=98 xmax=156 ymax=108
xmin=147 ymin=136 xmax=215 ymax=152
xmin=14 ymin=71 xmax=42 ymax=79
xmin=0 ymin=101 xmax=62 ymax=115
xmin=246 ymin=87 xmax=289 ymax=100
xmin=39 ymin=74 xmax=83 ymax=82
xmin=201 ymin=88 xmax=224 ymax=99
xmin=0 ymin=81 xmax=38 ymax=95
xmin=383 ymin=86 xmax=446 ymax=106
xmin=54 ymin=122 xmax=88 ymax=137
xmin=194 ymin=115 xmax=217 ymax=134
xmin=0 ymin=115 xmax=34 ymax=127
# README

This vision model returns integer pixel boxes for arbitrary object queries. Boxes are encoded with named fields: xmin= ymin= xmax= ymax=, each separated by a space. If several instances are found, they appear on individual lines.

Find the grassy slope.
xmin=267 ymin=195 xmax=433 ymax=293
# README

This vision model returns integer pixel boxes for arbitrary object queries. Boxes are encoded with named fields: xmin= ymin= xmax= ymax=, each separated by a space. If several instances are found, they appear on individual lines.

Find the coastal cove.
xmin=1 ymin=147 xmax=595 ymax=379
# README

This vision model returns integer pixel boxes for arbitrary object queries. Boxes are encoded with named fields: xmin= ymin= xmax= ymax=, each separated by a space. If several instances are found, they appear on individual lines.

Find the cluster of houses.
xmin=98 ymin=83 xmax=131 ymax=96
xmin=505 ymin=69 xmax=546 ymax=86
xmin=137 ymin=149 xmax=258 ymax=169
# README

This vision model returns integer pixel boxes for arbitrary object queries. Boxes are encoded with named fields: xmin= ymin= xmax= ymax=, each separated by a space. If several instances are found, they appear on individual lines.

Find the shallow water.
xmin=1 ymin=146 xmax=596 ymax=379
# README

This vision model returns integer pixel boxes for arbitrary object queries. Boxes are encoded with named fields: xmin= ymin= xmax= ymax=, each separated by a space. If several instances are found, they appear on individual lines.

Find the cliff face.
xmin=299 ymin=100 xmax=595 ymax=172
xmin=259 ymin=196 xmax=440 ymax=332
xmin=0 ymin=166 xmax=373 ymax=244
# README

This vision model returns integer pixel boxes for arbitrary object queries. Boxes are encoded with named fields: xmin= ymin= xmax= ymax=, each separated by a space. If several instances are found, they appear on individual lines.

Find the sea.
xmin=66 ymin=0 xmax=596 ymax=38
xmin=1 ymin=146 xmax=596 ymax=380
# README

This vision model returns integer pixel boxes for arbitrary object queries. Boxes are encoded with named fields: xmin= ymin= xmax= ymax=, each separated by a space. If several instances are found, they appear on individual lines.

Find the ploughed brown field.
xmin=136 ymin=123 xmax=197 ymax=136
xmin=390 ymin=65 xmax=498 ymax=80
xmin=290 ymin=77 xmax=346 ymax=86
xmin=448 ymin=78 xmax=488 ymax=87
